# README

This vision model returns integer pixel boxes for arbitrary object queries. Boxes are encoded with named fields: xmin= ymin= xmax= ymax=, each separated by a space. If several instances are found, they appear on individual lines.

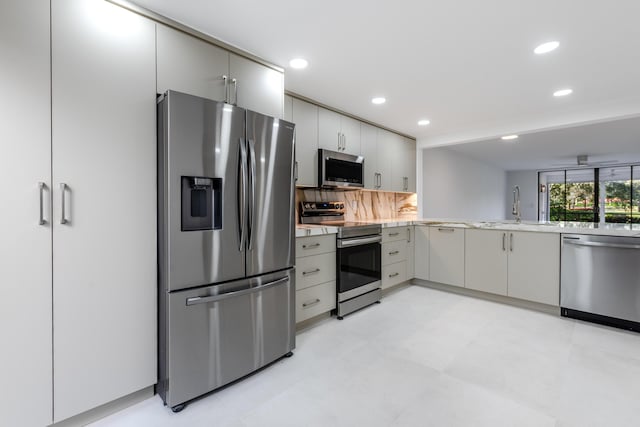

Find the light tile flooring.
xmin=93 ymin=285 xmax=640 ymax=427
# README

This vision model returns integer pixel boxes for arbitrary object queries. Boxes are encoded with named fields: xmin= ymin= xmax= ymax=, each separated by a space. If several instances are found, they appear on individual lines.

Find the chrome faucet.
xmin=512 ymin=185 xmax=521 ymax=223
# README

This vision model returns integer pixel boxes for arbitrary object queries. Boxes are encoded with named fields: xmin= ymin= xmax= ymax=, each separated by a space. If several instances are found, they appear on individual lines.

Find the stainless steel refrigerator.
xmin=157 ymin=90 xmax=296 ymax=412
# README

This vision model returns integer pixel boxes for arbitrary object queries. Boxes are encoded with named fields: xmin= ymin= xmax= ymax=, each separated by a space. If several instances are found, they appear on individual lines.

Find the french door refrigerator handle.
xmin=60 ymin=183 xmax=68 ymax=224
xmin=186 ymin=276 xmax=290 ymax=306
xmin=238 ymin=139 xmax=247 ymax=250
xmin=247 ymin=139 xmax=257 ymax=251
xmin=38 ymin=182 xmax=47 ymax=225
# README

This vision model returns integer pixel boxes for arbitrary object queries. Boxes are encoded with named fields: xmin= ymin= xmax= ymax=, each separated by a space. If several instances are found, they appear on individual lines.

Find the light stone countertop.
xmin=296 ymin=218 xmax=640 ymax=237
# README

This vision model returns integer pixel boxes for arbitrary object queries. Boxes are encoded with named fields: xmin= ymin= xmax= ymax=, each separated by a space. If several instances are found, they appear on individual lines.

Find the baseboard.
xmin=295 ymin=311 xmax=333 ymax=333
xmin=49 ymin=386 xmax=154 ymax=427
xmin=411 ymin=279 xmax=560 ymax=316
xmin=381 ymin=280 xmax=411 ymax=297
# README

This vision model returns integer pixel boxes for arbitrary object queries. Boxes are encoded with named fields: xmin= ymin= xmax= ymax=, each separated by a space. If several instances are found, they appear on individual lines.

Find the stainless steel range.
xmin=300 ymin=202 xmax=382 ymax=318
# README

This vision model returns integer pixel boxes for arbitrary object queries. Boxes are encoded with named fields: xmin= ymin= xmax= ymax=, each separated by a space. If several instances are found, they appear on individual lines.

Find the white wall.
xmin=505 ymin=170 xmax=539 ymax=221
xmin=420 ymin=147 xmax=506 ymax=220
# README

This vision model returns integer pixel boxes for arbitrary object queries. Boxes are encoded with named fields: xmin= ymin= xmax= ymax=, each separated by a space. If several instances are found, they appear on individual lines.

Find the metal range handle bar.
xmin=302 ymin=242 xmax=321 ymax=249
xmin=60 ymin=183 xmax=68 ymax=224
xmin=38 ymin=182 xmax=46 ymax=225
xmin=437 ymin=227 xmax=455 ymax=232
xmin=388 ymin=250 xmax=400 ymax=255
xmin=563 ymin=240 xmax=640 ymax=250
xmin=302 ymin=268 xmax=321 ymax=276
xmin=388 ymin=272 xmax=400 ymax=278
xmin=337 ymin=235 xmax=382 ymax=248
xmin=186 ymin=276 xmax=290 ymax=306
xmin=302 ymin=298 xmax=321 ymax=308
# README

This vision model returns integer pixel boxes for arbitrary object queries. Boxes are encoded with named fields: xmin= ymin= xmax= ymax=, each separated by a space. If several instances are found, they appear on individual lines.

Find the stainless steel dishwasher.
xmin=561 ymin=234 xmax=640 ymax=332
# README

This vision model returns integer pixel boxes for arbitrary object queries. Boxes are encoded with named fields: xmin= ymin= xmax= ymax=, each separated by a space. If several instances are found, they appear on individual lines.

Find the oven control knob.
xmin=339 ymin=203 xmax=344 ymax=209
xmin=304 ymin=203 xmax=310 ymax=209
xmin=311 ymin=203 xmax=316 ymax=209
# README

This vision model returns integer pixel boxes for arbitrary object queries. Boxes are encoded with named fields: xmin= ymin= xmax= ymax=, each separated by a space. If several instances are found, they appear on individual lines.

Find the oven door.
xmin=337 ymin=241 xmax=381 ymax=294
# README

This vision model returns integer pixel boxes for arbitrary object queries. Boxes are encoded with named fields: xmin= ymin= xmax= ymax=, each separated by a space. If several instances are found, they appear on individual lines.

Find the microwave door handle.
xmin=238 ymin=139 xmax=247 ymax=251
xmin=247 ymin=139 xmax=257 ymax=251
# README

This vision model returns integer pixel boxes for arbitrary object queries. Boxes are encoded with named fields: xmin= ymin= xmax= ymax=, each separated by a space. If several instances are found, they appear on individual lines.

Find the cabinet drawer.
xmin=296 ymin=281 xmax=336 ymax=323
xmin=383 ymin=227 xmax=410 ymax=243
xmin=382 ymin=261 xmax=407 ymax=289
xmin=296 ymin=234 xmax=336 ymax=258
xmin=295 ymin=252 xmax=336 ymax=291
xmin=382 ymin=240 xmax=407 ymax=265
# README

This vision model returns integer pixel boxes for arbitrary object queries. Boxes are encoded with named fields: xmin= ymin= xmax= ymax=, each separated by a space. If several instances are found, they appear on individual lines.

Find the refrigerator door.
xmin=246 ymin=112 xmax=295 ymax=277
xmin=163 ymin=269 xmax=295 ymax=407
xmin=160 ymin=91 xmax=247 ymax=292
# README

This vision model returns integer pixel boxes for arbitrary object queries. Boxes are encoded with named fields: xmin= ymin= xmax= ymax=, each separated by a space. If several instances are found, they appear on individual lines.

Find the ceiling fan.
xmin=551 ymin=155 xmax=619 ymax=168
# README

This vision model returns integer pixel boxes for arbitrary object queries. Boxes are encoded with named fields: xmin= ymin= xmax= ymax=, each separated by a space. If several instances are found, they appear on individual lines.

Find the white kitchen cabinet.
xmin=382 ymin=261 xmax=407 ymax=289
xmin=407 ymin=226 xmax=415 ymax=279
xmin=382 ymin=226 xmax=414 ymax=289
xmin=295 ymin=252 xmax=336 ymax=291
xmin=429 ymin=226 xmax=465 ymax=287
xmin=401 ymin=137 xmax=417 ymax=192
xmin=465 ymin=229 xmax=509 ymax=295
xmin=284 ymin=94 xmax=293 ymax=121
xmin=295 ymin=235 xmax=336 ymax=322
xmin=507 ymin=231 xmax=560 ymax=306
xmin=360 ymin=122 xmax=379 ymax=189
xmin=296 ymin=281 xmax=337 ymax=322
xmin=0 ymin=1 xmax=52 ymax=425
xmin=318 ymin=107 xmax=361 ymax=155
xmin=157 ymin=25 xmax=284 ymax=118
xmin=292 ymin=98 xmax=319 ymax=186
xmin=52 ymin=0 xmax=157 ymax=421
xmin=414 ymin=226 xmax=430 ymax=280
xmin=377 ymin=129 xmax=399 ymax=191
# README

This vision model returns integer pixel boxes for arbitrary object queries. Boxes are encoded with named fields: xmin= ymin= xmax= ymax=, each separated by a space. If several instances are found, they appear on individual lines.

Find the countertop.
xmin=296 ymin=218 xmax=640 ymax=237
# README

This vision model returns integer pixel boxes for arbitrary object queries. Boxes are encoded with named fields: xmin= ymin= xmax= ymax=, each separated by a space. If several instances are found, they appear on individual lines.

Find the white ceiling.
xmin=445 ymin=115 xmax=640 ymax=171
xmin=131 ymin=0 xmax=640 ymax=145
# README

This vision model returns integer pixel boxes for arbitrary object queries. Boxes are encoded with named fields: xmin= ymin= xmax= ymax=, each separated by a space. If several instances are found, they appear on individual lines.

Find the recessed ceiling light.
xmin=534 ymin=41 xmax=560 ymax=54
xmin=371 ymin=97 xmax=386 ymax=105
xmin=553 ymin=88 xmax=573 ymax=97
xmin=289 ymin=58 xmax=308 ymax=69
xmin=501 ymin=135 xmax=519 ymax=141
xmin=417 ymin=119 xmax=430 ymax=126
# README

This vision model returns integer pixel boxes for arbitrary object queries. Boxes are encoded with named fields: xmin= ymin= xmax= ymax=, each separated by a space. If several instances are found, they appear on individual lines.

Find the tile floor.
xmin=92 ymin=285 xmax=640 ymax=427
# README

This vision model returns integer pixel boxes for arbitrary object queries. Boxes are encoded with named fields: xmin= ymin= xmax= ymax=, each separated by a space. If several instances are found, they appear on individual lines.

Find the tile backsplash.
xmin=296 ymin=188 xmax=417 ymax=223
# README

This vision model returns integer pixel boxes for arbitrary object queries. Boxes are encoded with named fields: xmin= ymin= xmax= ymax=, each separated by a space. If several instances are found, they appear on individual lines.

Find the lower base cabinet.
xmin=295 ymin=235 xmax=336 ymax=322
xmin=296 ymin=281 xmax=336 ymax=322
xmin=382 ymin=261 xmax=407 ymax=289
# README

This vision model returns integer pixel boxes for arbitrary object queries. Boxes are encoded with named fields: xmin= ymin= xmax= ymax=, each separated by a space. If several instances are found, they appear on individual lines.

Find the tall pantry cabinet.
xmin=1 ymin=0 xmax=157 ymax=425
xmin=0 ymin=1 xmax=52 ymax=426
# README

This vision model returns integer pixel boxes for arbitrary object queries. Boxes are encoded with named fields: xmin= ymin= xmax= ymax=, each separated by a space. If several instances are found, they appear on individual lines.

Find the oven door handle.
xmin=337 ymin=235 xmax=382 ymax=248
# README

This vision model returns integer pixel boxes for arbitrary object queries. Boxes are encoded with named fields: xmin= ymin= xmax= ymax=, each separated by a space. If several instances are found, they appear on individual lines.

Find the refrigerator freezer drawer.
xmin=162 ymin=269 xmax=295 ymax=407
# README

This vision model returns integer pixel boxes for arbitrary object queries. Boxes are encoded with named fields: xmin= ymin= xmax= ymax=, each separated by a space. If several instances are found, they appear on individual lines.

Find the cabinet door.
xmin=403 ymin=137 xmax=417 ymax=193
xmin=318 ymin=107 xmax=342 ymax=151
xmin=230 ymin=53 xmax=284 ymax=118
xmin=0 ymin=1 xmax=52 ymax=425
xmin=414 ymin=226 xmax=430 ymax=280
xmin=465 ymin=229 xmax=508 ymax=295
xmin=292 ymin=98 xmax=318 ymax=187
xmin=340 ymin=115 xmax=361 ymax=155
xmin=406 ymin=227 xmax=415 ymax=279
xmin=156 ymin=24 xmax=229 ymax=101
xmin=360 ymin=123 xmax=378 ymax=189
xmin=284 ymin=94 xmax=293 ymax=121
xmin=377 ymin=129 xmax=397 ymax=191
xmin=507 ymin=232 xmax=560 ymax=306
xmin=52 ymin=0 xmax=157 ymax=421
xmin=429 ymin=227 xmax=465 ymax=287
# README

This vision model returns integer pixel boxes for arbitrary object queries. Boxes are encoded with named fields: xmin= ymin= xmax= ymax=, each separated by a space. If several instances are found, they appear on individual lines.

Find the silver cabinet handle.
xmin=232 ymin=78 xmax=238 ymax=105
xmin=337 ymin=130 xmax=341 ymax=150
xmin=388 ymin=250 xmax=400 ymax=255
xmin=502 ymin=233 xmax=506 ymax=251
xmin=186 ymin=276 xmax=289 ymax=306
xmin=377 ymin=173 xmax=381 ymax=188
xmin=388 ymin=232 xmax=400 ymax=236
xmin=407 ymin=228 xmax=411 ymax=242
xmin=222 ymin=75 xmax=228 ymax=103
xmin=342 ymin=133 xmax=346 ymax=151
xmin=389 ymin=272 xmax=400 ymax=278
xmin=302 ymin=298 xmax=320 ymax=308
xmin=238 ymin=140 xmax=247 ymax=251
xmin=38 ymin=182 xmax=47 ymax=225
xmin=60 ymin=183 xmax=68 ymax=224
xmin=510 ymin=233 xmax=514 ymax=252
xmin=302 ymin=268 xmax=321 ymax=276
xmin=438 ymin=227 xmax=455 ymax=232
xmin=302 ymin=242 xmax=320 ymax=249
xmin=294 ymin=161 xmax=298 ymax=182
xmin=247 ymin=139 xmax=256 ymax=251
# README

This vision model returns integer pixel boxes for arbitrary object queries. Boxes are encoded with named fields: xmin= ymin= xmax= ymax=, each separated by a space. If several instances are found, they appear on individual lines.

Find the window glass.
xmin=565 ymin=169 xmax=596 ymax=222
xmin=634 ymin=166 xmax=640 ymax=224
xmin=599 ymin=167 xmax=632 ymax=223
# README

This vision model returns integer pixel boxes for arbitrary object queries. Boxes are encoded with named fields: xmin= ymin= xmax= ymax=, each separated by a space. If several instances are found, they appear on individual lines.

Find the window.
xmin=539 ymin=165 xmax=640 ymax=223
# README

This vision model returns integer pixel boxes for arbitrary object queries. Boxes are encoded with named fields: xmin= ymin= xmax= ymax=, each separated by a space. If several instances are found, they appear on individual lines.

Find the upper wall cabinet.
xmin=360 ymin=123 xmax=378 ymax=189
xmin=292 ymin=98 xmax=319 ymax=187
xmin=284 ymin=94 xmax=293 ymax=122
xmin=318 ymin=107 xmax=361 ymax=155
xmin=157 ymin=25 xmax=283 ymax=118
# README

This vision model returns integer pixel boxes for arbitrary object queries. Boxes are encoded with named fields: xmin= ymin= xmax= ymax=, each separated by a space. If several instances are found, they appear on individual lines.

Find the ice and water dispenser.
xmin=181 ymin=176 xmax=222 ymax=231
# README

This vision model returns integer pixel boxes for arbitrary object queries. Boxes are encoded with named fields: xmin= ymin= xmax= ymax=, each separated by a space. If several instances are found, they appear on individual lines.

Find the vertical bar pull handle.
xmin=38 ymin=182 xmax=46 ymax=225
xmin=337 ymin=131 xmax=341 ymax=150
xmin=247 ymin=139 xmax=257 ymax=250
xmin=60 ymin=183 xmax=68 ymax=224
xmin=238 ymin=140 xmax=247 ymax=251
xmin=502 ymin=233 xmax=506 ymax=251
xmin=294 ymin=161 xmax=299 ymax=182
xmin=222 ymin=75 xmax=228 ymax=103
xmin=232 ymin=78 xmax=238 ymax=105
xmin=510 ymin=233 xmax=514 ymax=252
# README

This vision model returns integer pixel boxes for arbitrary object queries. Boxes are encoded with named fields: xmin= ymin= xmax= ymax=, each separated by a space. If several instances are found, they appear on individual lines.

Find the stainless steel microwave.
xmin=318 ymin=148 xmax=364 ymax=188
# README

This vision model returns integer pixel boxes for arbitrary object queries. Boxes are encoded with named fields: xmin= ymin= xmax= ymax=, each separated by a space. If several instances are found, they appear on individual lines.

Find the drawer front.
xmin=295 ymin=252 xmax=336 ymax=291
xmin=383 ymin=227 xmax=410 ymax=243
xmin=382 ymin=240 xmax=407 ymax=265
xmin=296 ymin=234 xmax=336 ymax=258
xmin=382 ymin=261 xmax=407 ymax=289
xmin=296 ymin=281 xmax=336 ymax=322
